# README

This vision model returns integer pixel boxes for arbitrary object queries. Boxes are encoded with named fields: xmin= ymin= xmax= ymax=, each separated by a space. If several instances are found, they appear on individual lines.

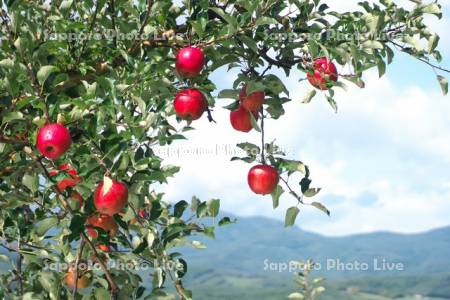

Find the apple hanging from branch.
xmin=36 ymin=123 xmax=72 ymax=159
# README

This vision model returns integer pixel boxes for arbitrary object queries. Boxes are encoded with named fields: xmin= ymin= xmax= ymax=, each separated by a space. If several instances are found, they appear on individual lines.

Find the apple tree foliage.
xmin=0 ymin=0 xmax=448 ymax=299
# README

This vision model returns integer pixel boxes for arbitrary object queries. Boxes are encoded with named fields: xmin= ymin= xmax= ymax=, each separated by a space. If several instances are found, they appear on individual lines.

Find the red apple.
xmin=239 ymin=85 xmax=265 ymax=112
xmin=64 ymin=260 xmax=92 ymax=289
xmin=230 ymin=106 xmax=258 ymax=132
xmin=94 ymin=177 xmax=128 ymax=216
xmin=85 ymin=214 xmax=118 ymax=238
xmin=307 ymin=57 xmax=338 ymax=90
xmin=96 ymin=244 xmax=111 ymax=252
xmin=174 ymin=88 xmax=208 ymax=121
xmin=248 ymin=164 xmax=279 ymax=195
xmin=176 ymin=46 xmax=205 ymax=78
xmin=36 ymin=123 xmax=72 ymax=159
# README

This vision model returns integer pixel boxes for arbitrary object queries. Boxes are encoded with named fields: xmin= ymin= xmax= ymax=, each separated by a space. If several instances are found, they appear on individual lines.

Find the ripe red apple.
xmin=96 ymin=244 xmax=111 ymax=252
xmin=248 ymin=164 xmax=279 ymax=195
xmin=230 ymin=106 xmax=258 ymax=132
xmin=64 ymin=260 xmax=92 ymax=289
xmin=239 ymin=85 xmax=265 ymax=112
xmin=307 ymin=57 xmax=338 ymax=90
xmin=36 ymin=123 xmax=72 ymax=159
xmin=85 ymin=214 xmax=118 ymax=238
xmin=93 ymin=177 xmax=128 ymax=216
xmin=174 ymin=88 xmax=208 ymax=121
xmin=176 ymin=46 xmax=205 ymax=78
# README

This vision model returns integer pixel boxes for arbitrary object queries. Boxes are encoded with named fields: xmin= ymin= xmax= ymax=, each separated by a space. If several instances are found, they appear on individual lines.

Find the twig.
xmin=109 ymin=0 xmax=117 ymax=48
xmin=206 ymin=106 xmax=216 ymax=123
xmin=26 ymin=149 xmax=120 ymax=296
xmin=72 ymin=238 xmax=86 ymax=297
xmin=260 ymin=106 xmax=266 ymax=164
xmin=77 ymin=2 xmax=101 ymax=64
xmin=174 ymin=279 xmax=187 ymax=300
xmin=280 ymin=176 xmax=304 ymax=205
xmin=389 ymin=40 xmax=450 ymax=74
xmin=129 ymin=0 xmax=155 ymax=54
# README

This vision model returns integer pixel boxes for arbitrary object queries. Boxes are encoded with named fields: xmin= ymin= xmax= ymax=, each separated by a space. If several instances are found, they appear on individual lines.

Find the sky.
xmin=159 ymin=1 xmax=450 ymax=236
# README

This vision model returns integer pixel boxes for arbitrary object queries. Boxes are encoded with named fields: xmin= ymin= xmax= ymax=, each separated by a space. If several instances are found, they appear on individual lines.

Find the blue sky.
xmin=159 ymin=1 xmax=450 ymax=236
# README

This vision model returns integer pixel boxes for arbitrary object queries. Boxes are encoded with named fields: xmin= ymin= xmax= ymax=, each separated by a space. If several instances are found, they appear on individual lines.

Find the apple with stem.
xmin=176 ymin=46 xmax=205 ymax=78
xmin=85 ymin=214 xmax=118 ymax=238
xmin=239 ymin=85 xmax=265 ymax=112
xmin=307 ymin=57 xmax=338 ymax=90
xmin=36 ymin=123 xmax=72 ymax=159
xmin=248 ymin=164 xmax=279 ymax=195
xmin=94 ymin=177 xmax=128 ymax=216
xmin=230 ymin=106 xmax=258 ymax=132
xmin=174 ymin=88 xmax=208 ymax=121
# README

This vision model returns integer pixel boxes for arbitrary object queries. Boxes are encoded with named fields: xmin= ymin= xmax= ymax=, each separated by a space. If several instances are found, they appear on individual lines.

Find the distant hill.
xmin=180 ymin=213 xmax=450 ymax=299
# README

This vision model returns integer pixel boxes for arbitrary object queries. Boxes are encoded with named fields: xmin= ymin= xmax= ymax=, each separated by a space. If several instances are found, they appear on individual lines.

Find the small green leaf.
xmin=304 ymin=188 xmax=321 ymax=198
xmin=437 ymin=75 xmax=448 ymax=95
xmin=285 ymin=207 xmax=300 ymax=227
xmin=207 ymin=199 xmax=220 ymax=217
xmin=311 ymin=202 xmax=330 ymax=216
xmin=37 ymin=65 xmax=58 ymax=85
xmin=34 ymin=217 xmax=58 ymax=237
xmin=22 ymin=173 xmax=38 ymax=193
xmin=238 ymin=35 xmax=259 ymax=53
xmin=302 ymin=89 xmax=316 ymax=104
xmin=192 ymin=240 xmax=207 ymax=249
xmin=271 ymin=185 xmax=284 ymax=209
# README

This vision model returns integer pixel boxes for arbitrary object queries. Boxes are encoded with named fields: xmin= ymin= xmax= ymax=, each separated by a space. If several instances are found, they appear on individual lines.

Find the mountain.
xmin=180 ymin=213 xmax=450 ymax=299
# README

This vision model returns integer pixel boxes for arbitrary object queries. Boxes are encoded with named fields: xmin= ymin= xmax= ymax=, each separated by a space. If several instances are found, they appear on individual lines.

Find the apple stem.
xmin=260 ymin=106 xmax=266 ymax=164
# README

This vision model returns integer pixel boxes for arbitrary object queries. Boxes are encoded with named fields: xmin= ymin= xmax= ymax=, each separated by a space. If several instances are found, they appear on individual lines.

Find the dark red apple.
xmin=230 ymin=106 xmax=258 ymax=132
xmin=36 ymin=123 xmax=72 ymax=159
xmin=174 ymin=88 xmax=208 ymax=121
xmin=176 ymin=46 xmax=205 ymax=78
xmin=85 ymin=214 xmax=118 ymax=238
xmin=239 ymin=85 xmax=265 ymax=112
xmin=94 ymin=177 xmax=128 ymax=216
xmin=248 ymin=164 xmax=279 ymax=195
xmin=307 ymin=57 xmax=338 ymax=90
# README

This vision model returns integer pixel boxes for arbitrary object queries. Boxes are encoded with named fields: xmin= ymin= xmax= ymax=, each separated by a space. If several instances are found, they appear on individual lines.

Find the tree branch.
xmin=25 ymin=149 xmax=120 ymax=296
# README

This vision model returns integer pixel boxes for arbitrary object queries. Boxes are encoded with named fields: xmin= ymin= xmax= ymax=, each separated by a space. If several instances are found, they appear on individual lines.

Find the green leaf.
xmin=250 ymin=112 xmax=261 ymax=132
xmin=285 ymin=207 xmax=300 ymax=227
xmin=218 ymin=217 xmax=235 ymax=226
xmin=192 ymin=240 xmax=207 ymax=249
xmin=271 ymin=185 xmax=284 ymax=209
xmin=326 ymin=95 xmax=338 ymax=113
xmin=34 ymin=217 xmax=58 ymax=237
xmin=95 ymin=288 xmax=110 ymax=299
xmin=311 ymin=202 xmax=330 ymax=216
xmin=437 ymin=75 xmax=448 ymax=95
xmin=174 ymin=200 xmax=189 ymax=218
xmin=304 ymin=188 xmax=321 ymax=197
xmin=37 ymin=65 xmax=58 ymax=85
xmin=1 ymin=111 xmax=23 ymax=123
xmin=22 ymin=173 xmax=38 ymax=193
xmin=207 ymin=199 xmax=220 ymax=217
xmin=428 ymin=34 xmax=440 ymax=53
xmin=218 ymin=89 xmax=239 ymax=99
xmin=59 ymin=0 xmax=73 ymax=10
xmin=255 ymin=17 xmax=278 ymax=26
xmin=238 ymin=35 xmax=259 ymax=53
xmin=302 ymin=89 xmax=316 ymax=104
